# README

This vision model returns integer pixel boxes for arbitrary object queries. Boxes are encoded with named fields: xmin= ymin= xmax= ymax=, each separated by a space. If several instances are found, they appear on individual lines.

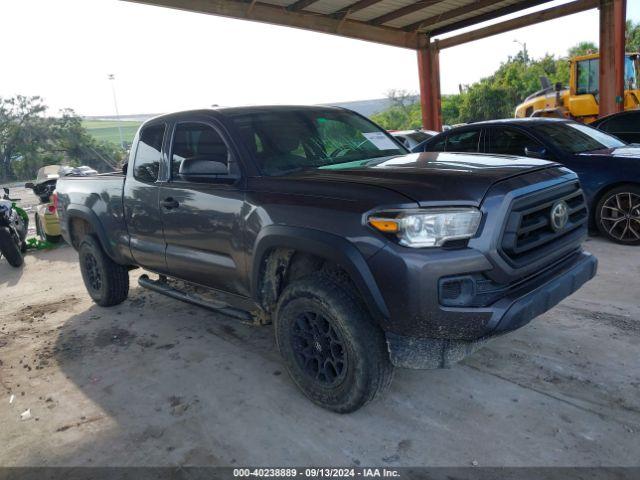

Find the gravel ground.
xmin=0 ymin=186 xmax=639 ymax=467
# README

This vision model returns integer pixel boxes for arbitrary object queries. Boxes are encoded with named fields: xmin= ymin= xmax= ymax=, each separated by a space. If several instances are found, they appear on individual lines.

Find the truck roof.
xmin=143 ymin=105 xmax=349 ymax=125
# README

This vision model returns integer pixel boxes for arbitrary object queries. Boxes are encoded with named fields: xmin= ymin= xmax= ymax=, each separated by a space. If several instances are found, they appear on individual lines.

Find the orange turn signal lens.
xmin=369 ymin=218 xmax=399 ymax=233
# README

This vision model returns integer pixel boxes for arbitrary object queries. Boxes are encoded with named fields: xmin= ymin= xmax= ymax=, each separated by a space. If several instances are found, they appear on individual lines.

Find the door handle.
xmin=162 ymin=198 xmax=179 ymax=209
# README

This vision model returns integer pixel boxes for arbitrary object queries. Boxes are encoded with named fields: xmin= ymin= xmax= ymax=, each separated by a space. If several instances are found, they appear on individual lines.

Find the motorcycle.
xmin=0 ymin=187 xmax=28 ymax=267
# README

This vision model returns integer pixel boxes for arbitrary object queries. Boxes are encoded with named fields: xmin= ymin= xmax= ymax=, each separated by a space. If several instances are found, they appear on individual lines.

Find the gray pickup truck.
xmin=56 ymin=106 xmax=597 ymax=412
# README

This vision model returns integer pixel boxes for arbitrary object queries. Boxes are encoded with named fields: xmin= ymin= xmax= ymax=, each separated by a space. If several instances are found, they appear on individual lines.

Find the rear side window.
xmin=487 ymin=128 xmax=542 ymax=156
xmin=429 ymin=137 xmax=446 ymax=152
xmin=445 ymin=130 xmax=480 ymax=152
xmin=171 ymin=123 xmax=230 ymax=178
xmin=601 ymin=113 xmax=640 ymax=132
xmin=133 ymin=124 xmax=165 ymax=183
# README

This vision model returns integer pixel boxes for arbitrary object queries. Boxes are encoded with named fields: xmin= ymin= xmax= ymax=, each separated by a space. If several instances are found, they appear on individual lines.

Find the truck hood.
xmin=289 ymin=152 xmax=560 ymax=205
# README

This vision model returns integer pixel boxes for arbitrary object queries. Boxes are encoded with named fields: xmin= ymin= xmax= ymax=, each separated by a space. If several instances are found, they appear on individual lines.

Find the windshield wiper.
xmin=268 ymin=166 xmax=315 ymax=176
xmin=577 ymin=146 xmax=609 ymax=153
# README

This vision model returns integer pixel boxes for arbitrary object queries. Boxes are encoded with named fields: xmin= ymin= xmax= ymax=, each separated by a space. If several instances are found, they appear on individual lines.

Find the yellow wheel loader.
xmin=515 ymin=53 xmax=640 ymax=123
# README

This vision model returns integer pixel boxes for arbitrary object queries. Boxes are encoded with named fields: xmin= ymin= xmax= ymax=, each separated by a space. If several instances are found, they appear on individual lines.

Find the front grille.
xmin=501 ymin=181 xmax=588 ymax=267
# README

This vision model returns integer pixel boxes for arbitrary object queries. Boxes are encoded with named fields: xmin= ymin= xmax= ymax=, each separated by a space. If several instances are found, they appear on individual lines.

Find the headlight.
xmin=368 ymin=208 xmax=481 ymax=248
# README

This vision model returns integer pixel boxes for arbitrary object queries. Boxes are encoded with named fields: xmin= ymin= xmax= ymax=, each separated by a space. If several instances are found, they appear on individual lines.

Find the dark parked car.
xmin=591 ymin=109 xmax=640 ymax=144
xmin=56 ymin=106 xmax=596 ymax=412
xmin=412 ymin=118 xmax=640 ymax=245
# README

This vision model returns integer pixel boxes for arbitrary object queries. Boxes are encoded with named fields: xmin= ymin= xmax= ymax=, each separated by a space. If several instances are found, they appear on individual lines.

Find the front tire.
xmin=596 ymin=185 xmax=640 ymax=245
xmin=78 ymin=235 xmax=129 ymax=306
xmin=0 ymin=227 xmax=24 ymax=267
xmin=274 ymin=274 xmax=393 ymax=413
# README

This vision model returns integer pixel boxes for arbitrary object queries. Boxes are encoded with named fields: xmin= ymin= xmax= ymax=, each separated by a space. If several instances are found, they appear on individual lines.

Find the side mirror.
xmin=179 ymin=157 xmax=230 ymax=181
xmin=555 ymin=82 xmax=563 ymax=92
xmin=25 ymin=182 xmax=34 ymax=189
xmin=122 ymin=162 xmax=128 ymax=175
xmin=524 ymin=146 xmax=548 ymax=159
xmin=3 ymin=187 xmax=8 ymax=195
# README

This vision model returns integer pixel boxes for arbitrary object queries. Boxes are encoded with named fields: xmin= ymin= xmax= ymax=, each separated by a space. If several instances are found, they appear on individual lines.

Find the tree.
xmin=0 ymin=96 xmax=48 ymax=180
xmin=371 ymin=40 xmax=591 ymax=129
xmin=51 ymin=109 xmax=121 ymax=171
xmin=371 ymin=90 xmax=422 ymax=130
xmin=568 ymin=41 xmax=598 ymax=57
xmin=372 ymin=22 xmax=640 ymax=132
xmin=1 ymin=96 xmax=124 ymax=181
xmin=386 ymin=89 xmax=418 ymax=116
xmin=441 ymin=95 xmax=463 ymax=125
xmin=628 ymin=20 xmax=640 ymax=52
xmin=458 ymin=82 xmax=513 ymax=122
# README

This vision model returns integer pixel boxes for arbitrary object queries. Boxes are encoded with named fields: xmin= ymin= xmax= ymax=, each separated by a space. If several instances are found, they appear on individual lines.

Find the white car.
xmin=390 ymin=129 xmax=439 ymax=149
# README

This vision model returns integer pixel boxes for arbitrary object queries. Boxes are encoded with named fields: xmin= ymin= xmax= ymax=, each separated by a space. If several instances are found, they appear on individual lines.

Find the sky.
xmin=1 ymin=0 xmax=639 ymax=116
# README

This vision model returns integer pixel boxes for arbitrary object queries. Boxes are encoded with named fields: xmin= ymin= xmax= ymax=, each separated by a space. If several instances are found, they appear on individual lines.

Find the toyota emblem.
xmin=550 ymin=200 xmax=569 ymax=232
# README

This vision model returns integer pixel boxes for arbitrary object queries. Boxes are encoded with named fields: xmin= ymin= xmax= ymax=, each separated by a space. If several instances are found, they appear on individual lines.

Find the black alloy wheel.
xmin=290 ymin=311 xmax=347 ymax=387
xmin=83 ymin=250 xmax=103 ymax=293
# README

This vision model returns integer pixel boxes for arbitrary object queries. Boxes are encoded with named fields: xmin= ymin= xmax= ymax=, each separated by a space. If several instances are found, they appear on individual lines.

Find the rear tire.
xmin=0 ymin=227 xmax=24 ymax=267
xmin=35 ymin=213 xmax=43 ymax=239
xmin=274 ymin=273 xmax=393 ymax=413
xmin=78 ymin=235 xmax=129 ymax=306
xmin=595 ymin=185 xmax=640 ymax=245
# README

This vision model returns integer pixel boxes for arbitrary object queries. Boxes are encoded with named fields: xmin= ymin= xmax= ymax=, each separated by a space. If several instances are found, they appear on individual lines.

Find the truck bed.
xmin=56 ymin=172 xmax=131 ymax=263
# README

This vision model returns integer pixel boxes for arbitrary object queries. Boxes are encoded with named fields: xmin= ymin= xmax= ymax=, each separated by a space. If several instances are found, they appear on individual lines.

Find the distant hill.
xmin=322 ymin=98 xmax=393 ymax=117
xmin=82 ymin=98 xmax=393 ymax=145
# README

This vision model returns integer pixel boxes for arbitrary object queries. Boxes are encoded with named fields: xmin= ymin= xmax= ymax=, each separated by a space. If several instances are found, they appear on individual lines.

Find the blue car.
xmin=412 ymin=118 xmax=640 ymax=245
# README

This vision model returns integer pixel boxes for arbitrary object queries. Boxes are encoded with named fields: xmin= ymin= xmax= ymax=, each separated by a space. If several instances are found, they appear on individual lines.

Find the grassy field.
xmin=83 ymin=120 xmax=142 ymax=145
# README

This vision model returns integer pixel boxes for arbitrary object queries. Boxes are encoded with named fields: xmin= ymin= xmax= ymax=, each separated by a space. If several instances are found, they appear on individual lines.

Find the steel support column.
xmin=599 ymin=0 xmax=626 ymax=116
xmin=417 ymin=41 xmax=442 ymax=131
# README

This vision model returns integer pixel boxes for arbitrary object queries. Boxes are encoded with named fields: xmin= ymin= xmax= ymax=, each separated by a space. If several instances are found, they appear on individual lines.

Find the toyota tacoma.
xmin=55 ymin=106 xmax=597 ymax=413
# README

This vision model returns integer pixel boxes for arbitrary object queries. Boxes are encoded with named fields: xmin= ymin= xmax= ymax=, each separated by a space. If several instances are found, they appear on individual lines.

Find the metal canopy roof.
xmin=124 ymin=0 xmax=584 ymax=49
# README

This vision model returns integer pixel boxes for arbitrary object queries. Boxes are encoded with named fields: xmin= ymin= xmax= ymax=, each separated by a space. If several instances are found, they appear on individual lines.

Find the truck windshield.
xmin=532 ymin=122 xmax=625 ymax=154
xmin=229 ymin=109 xmax=407 ymax=176
xmin=626 ymin=55 xmax=639 ymax=90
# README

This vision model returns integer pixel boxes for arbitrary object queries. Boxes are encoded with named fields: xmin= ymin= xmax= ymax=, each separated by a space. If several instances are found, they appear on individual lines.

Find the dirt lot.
xmin=0 ymin=186 xmax=639 ymax=467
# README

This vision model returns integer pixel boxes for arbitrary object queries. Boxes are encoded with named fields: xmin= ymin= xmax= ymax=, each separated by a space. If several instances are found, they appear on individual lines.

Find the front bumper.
xmin=382 ymin=251 xmax=597 ymax=369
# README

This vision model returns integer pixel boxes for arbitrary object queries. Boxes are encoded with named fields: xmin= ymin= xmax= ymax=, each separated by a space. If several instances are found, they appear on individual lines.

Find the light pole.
xmin=513 ymin=39 xmax=528 ymax=63
xmin=108 ymin=74 xmax=125 ymax=149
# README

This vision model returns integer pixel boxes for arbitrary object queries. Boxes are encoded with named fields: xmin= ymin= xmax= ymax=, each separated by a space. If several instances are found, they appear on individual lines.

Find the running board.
xmin=138 ymin=274 xmax=253 ymax=322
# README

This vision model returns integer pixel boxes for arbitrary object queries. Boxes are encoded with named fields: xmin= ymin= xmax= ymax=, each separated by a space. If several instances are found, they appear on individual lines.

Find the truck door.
xmin=159 ymin=120 xmax=248 ymax=296
xmin=123 ymin=122 xmax=169 ymax=273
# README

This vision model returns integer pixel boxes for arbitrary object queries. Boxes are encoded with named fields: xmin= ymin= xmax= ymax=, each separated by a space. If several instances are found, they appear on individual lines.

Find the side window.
xmin=487 ymin=128 xmax=542 ymax=156
xmin=576 ymin=59 xmax=599 ymax=95
xmin=596 ymin=119 xmax=610 ymax=132
xmin=445 ymin=130 xmax=480 ymax=153
xmin=171 ymin=123 xmax=230 ymax=179
xmin=603 ymin=114 xmax=640 ymax=132
xmin=133 ymin=124 xmax=165 ymax=183
xmin=429 ymin=137 xmax=446 ymax=152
